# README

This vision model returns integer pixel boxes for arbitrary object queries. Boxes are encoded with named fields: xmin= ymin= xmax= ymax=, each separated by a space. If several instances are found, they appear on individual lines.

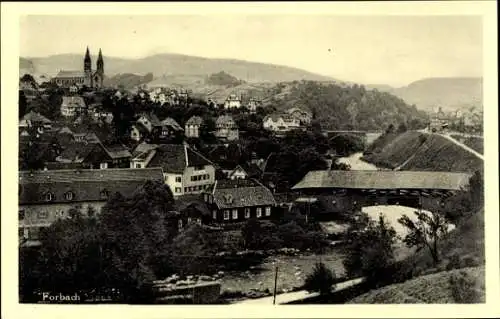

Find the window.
xmin=38 ymin=211 xmax=48 ymax=219
xmin=209 ymin=195 xmax=213 ymax=204
xmin=175 ymin=187 xmax=182 ymax=193
xmin=212 ymin=210 xmax=217 ymax=220
xmin=187 ymin=217 xmax=192 ymax=224
xmin=178 ymin=219 xmax=183 ymax=230
xmin=175 ymin=176 xmax=182 ymax=183
xmin=100 ymin=189 xmax=109 ymax=199
xmin=100 ymin=162 xmax=108 ymax=169
xmin=244 ymin=208 xmax=250 ymax=219
xmin=45 ymin=192 xmax=54 ymax=202
xmin=256 ymin=208 xmax=262 ymax=218
xmin=65 ymin=191 xmax=74 ymax=201
xmin=184 ymin=187 xmax=188 ymax=193
xmin=232 ymin=209 xmax=238 ymax=220
xmin=196 ymin=218 xmax=202 ymax=225
xmin=265 ymin=207 xmax=271 ymax=216
xmin=135 ymin=163 xmax=142 ymax=168
xmin=19 ymin=210 xmax=25 ymax=220
xmin=28 ymin=227 xmax=40 ymax=240
xmin=191 ymin=176 xmax=195 ymax=181
xmin=223 ymin=210 xmax=230 ymax=220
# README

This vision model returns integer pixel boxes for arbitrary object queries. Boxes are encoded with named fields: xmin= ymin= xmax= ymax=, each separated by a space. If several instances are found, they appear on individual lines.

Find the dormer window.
xmin=65 ymin=191 xmax=75 ymax=201
xmin=45 ymin=192 xmax=54 ymax=202
xmin=100 ymin=189 xmax=109 ymax=199
xmin=224 ymin=194 xmax=233 ymax=204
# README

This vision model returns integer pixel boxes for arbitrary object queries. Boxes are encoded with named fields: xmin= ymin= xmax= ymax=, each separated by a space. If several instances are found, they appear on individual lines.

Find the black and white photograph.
xmin=2 ymin=1 xmax=499 ymax=317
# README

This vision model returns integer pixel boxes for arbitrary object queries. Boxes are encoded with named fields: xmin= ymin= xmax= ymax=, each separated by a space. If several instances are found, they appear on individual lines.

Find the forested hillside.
xmin=263 ymin=81 xmax=429 ymax=131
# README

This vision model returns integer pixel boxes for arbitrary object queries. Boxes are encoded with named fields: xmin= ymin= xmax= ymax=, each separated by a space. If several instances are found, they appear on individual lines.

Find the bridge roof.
xmin=292 ymin=170 xmax=472 ymax=191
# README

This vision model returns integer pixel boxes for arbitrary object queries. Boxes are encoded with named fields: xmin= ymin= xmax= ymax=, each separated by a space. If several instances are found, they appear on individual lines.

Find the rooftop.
xmin=145 ymin=144 xmax=214 ymax=174
xmin=292 ymin=170 xmax=473 ymax=191
xmin=55 ymin=70 xmax=86 ymax=78
xmin=186 ymin=116 xmax=203 ymax=126
xmin=19 ymin=168 xmax=164 ymax=184
xmin=210 ymin=179 xmax=276 ymax=209
xmin=19 ymin=111 xmax=52 ymax=125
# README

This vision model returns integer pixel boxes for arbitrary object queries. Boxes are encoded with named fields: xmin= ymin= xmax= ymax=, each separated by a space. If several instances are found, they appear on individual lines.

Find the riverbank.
xmin=220 ymin=248 xmax=346 ymax=296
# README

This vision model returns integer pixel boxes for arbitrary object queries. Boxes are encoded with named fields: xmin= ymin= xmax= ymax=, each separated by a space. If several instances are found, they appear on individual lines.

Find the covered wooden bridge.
xmin=291 ymin=170 xmax=472 ymax=213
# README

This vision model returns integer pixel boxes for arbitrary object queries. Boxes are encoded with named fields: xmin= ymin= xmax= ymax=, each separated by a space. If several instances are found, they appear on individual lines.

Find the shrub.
xmin=449 ymin=271 xmax=482 ymax=303
xmin=303 ymin=262 xmax=336 ymax=295
xmin=446 ymin=253 xmax=462 ymax=271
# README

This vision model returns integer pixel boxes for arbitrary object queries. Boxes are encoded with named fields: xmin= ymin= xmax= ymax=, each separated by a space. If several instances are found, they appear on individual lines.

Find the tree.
xmin=397 ymin=122 xmax=408 ymax=133
xmin=343 ymin=213 xmax=397 ymax=286
xmin=398 ymin=210 xmax=450 ymax=267
xmin=169 ymin=224 xmax=221 ymax=276
xmin=303 ymin=262 xmax=336 ymax=295
xmin=98 ymin=181 xmax=177 ymax=301
xmin=19 ymin=90 xmax=27 ymax=118
xmin=33 ymin=207 xmax=104 ymax=298
xmin=385 ymin=124 xmax=395 ymax=134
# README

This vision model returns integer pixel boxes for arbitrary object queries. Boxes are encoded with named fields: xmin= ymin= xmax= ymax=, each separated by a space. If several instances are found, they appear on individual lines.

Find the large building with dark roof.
xmin=130 ymin=143 xmax=215 ymax=197
xmin=202 ymin=178 xmax=277 ymax=223
xmin=291 ymin=170 xmax=473 ymax=214
xmin=19 ymin=168 xmax=164 ymax=246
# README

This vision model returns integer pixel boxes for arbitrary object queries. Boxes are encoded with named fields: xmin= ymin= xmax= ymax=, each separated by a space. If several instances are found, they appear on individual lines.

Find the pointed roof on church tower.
xmin=97 ymin=48 xmax=103 ymax=61
xmin=84 ymin=46 xmax=91 ymax=62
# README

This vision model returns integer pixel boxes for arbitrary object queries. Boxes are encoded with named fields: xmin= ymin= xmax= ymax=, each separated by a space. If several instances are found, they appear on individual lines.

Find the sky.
xmin=20 ymin=15 xmax=483 ymax=87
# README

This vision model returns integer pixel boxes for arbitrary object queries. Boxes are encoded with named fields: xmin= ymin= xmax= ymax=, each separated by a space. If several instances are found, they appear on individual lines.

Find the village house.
xmin=428 ymin=107 xmax=450 ymax=132
xmin=263 ymin=113 xmax=301 ymax=133
xmin=226 ymin=162 xmax=263 ymax=180
xmin=130 ymin=143 xmax=216 ymax=196
xmin=185 ymin=116 xmax=203 ymax=138
xmin=19 ymin=111 xmax=53 ymax=136
xmin=286 ymin=107 xmax=312 ymax=125
xmin=202 ymin=179 xmax=277 ymax=224
xmin=223 ymin=94 xmax=242 ymax=109
xmin=54 ymin=140 xmax=131 ymax=169
xmin=174 ymin=194 xmax=212 ymax=229
xmin=60 ymin=96 xmax=87 ymax=117
xmin=246 ymin=98 xmax=261 ymax=113
xmin=160 ymin=117 xmax=184 ymax=139
xmin=215 ymin=115 xmax=239 ymax=141
xmin=19 ymin=168 xmax=164 ymax=246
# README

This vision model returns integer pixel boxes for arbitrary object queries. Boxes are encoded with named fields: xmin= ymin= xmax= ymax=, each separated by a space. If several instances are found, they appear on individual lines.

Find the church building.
xmin=52 ymin=47 xmax=105 ymax=89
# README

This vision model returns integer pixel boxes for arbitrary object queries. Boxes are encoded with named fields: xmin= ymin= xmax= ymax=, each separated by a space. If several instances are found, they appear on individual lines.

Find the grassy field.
xmin=363 ymin=131 xmax=483 ymax=172
xmin=219 ymin=250 xmax=345 ymax=294
xmin=347 ymin=266 xmax=485 ymax=303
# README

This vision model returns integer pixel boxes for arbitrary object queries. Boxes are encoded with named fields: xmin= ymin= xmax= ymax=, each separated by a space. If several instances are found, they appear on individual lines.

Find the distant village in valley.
xmin=19 ymin=45 xmax=485 ymax=305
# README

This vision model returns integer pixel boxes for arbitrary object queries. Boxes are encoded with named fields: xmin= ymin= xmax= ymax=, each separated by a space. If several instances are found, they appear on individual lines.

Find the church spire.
xmin=84 ymin=46 xmax=91 ymax=73
xmin=96 ymin=48 xmax=104 ymax=75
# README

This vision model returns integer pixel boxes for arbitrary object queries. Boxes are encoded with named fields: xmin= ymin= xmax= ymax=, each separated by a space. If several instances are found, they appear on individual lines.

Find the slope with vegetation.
xmin=20 ymin=53 xmax=335 ymax=83
xmin=263 ymin=81 xmax=429 ymax=131
xmin=363 ymin=131 xmax=483 ymax=172
xmin=103 ymin=72 xmax=154 ymax=90
xmin=347 ymin=266 xmax=485 ymax=304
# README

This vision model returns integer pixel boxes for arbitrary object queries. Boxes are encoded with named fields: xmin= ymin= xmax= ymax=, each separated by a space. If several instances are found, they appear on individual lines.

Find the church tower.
xmin=84 ymin=46 xmax=92 ymax=87
xmin=94 ymin=48 xmax=104 ymax=89
xmin=97 ymin=48 xmax=104 ymax=75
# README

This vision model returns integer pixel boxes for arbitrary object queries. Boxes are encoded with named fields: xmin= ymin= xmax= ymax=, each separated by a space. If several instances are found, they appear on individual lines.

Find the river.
xmin=336 ymin=152 xmax=382 ymax=170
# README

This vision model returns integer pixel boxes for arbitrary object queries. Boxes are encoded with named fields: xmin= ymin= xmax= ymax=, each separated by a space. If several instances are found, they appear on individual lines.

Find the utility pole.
xmin=273 ymin=265 xmax=279 ymax=305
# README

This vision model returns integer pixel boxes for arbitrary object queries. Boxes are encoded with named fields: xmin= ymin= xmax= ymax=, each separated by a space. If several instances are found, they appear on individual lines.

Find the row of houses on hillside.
xmin=130 ymin=113 xmax=240 ymax=142
xmin=263 ymin=107 xmax=312 ymax=133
